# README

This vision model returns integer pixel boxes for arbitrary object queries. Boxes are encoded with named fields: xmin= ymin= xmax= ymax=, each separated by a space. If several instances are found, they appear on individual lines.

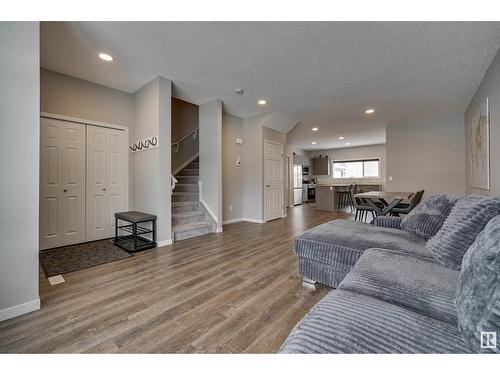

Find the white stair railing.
xmin=171 ymin=128 xmax=198 ymax=153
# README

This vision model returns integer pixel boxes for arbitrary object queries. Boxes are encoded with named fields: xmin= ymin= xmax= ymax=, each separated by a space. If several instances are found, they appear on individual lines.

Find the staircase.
xmin=172 ymin=158 xmax=216 ymax=241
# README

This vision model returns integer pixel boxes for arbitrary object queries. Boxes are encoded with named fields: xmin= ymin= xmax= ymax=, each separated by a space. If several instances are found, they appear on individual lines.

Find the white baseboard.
xmin=172 ymin=153 xmax=199 ymax=176
xmin=222 ymin=217 xmax=266 ymax=224
xmin=242 ymin=217 xmax=266 ymax=224
xmin=157 ymin=239 xmax=173 ymax=247
xmin=0 ymin=298 xmax=40 ymax=322
xmin=223 ymin=217 xmax=244 ymax=225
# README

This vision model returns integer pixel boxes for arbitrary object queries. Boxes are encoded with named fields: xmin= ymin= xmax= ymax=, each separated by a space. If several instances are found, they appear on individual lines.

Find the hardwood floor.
xmin=0 ymin=204 xmax=346 ymax=353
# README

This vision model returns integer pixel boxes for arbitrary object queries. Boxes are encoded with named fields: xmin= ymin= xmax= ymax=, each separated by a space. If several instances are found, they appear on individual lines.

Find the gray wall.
xmin=242 ymin=114 xmax=265 ymax=221
xmin=309 ymin=144 xmax=386 ymax=186
xmin=222 ymin=112 xmax=244 ymax=222
xmin=172 ymin=98 xmax=199 ymax=173
xmin=386 ymin=113 xmax=465 ymax=196
xmin=40 ymin=68 xmax=134 ymax=127
xmin=241 ymin=113 xmax=288 ymax=222
xmin=0 ymin=22 xmax=40 ymax=320
xmin=199 ymin=99 xmax=223 ymax=230
xmin=132 ymin=76 xmax=172 ymax=243
xmin=465 ymin=47 xmax=500 ymax=195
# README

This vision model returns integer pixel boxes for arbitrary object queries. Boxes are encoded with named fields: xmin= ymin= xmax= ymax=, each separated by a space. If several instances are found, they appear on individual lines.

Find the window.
xmin=333 ymin=159 xmax=380 ymax=178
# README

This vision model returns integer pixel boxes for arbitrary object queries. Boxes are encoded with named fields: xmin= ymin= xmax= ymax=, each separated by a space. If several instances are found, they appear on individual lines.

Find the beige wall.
xmin=309 ymin=144 xmax=386 ymax=186
xmin=386 ymin=113 xmax=465 ymax=196
xmin=222 ymin=113 xmax=244 ymax=222
xmin=171 ymin=98 xmax=199 ymax=172
xmin=465 ymin=47 xmax=500 ymax=195
xmin=40 ymin=68 xmax=134 ymax=127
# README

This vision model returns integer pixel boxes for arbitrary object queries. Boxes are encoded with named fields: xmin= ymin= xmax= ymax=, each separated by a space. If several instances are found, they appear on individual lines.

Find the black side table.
xmin=114 ymin=211 xmax=157 ymax=252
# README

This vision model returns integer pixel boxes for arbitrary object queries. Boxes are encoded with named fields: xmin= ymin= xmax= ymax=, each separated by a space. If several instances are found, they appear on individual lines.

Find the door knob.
xmin=63 ymin=189 xmax=67 ymax=193
xmin=266 ymin=184 xmax=271 ymax=187
xmin=102 ymin=188 xmax=106 ymax=191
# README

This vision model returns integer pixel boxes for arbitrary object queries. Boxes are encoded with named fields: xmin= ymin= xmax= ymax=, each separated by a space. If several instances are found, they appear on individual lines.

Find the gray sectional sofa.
xmin=280 ymin=194 xmax=500 ymax=354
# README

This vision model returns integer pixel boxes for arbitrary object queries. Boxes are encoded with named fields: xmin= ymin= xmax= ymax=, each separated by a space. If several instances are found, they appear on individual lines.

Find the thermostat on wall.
xmin=236 ymin=137 xmax=243 ymax=145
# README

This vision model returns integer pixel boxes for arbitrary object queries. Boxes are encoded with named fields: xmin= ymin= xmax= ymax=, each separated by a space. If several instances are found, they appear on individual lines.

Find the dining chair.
xmin=390 ymin=190 xmax=425 ymax=216
xmin=350 ymin=190 xmax=376 ymax=222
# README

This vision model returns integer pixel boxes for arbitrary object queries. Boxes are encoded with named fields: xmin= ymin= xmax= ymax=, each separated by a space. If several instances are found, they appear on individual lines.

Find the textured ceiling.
xmin=41 ymin=22 xmax=500 ymax=150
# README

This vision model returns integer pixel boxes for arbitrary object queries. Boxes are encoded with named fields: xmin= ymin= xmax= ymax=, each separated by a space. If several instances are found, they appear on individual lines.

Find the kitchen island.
xmin=315 ymin=183 xmax=382 ymax=211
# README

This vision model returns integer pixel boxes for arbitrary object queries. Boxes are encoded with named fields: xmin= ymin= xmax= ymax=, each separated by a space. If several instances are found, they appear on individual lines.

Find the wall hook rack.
xmin=130 ymin=136 xmax=159 ymax=153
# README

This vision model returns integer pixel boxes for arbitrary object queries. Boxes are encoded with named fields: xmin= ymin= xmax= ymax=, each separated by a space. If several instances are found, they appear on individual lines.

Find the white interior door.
xmin=86 ymin=125 xmax=127 ymax=241
xmin=40 ymin=118 xmax=85 ymax=249
xmin=264 ymin=140 xmax=284 ymax=222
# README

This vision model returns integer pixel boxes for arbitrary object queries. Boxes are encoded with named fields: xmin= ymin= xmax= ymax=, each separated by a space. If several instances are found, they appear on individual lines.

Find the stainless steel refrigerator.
xmin=293 ymin=165 xmax=303 ymax=205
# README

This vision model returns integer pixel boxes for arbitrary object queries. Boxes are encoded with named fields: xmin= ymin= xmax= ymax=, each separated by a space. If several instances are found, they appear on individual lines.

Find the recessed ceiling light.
xmin=312 ymin=141 xmax=317 ymax=145
xmin=98 ymin=53 xmax=114 ymax=62
xmin=345 ymin=142 xmax=351 ymax=146
xmin=338 ymin=136 xmax=345 ymax=140
xmin=365 ymin=108 xmax=375 ymax=114
xmin=312 ymin=127 xmax=318 ymax=131
xmin=258 ymin=99 xmax=267 ymax=105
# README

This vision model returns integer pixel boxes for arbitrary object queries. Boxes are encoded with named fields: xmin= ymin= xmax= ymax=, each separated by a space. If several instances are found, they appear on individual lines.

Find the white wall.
xmin=465 ymin=47 xmax=500 ymax=195
xmin=0 ymin=22 xmax=40 ymax=321
xmin=41 ymin=68 xmax=134 ymax=127
xmin=386 ymin=113 xmax=465 ymax=196
xmin=199 ymin=99 xmax=223 ymax=230
xmin=309 ymin=144 xmax=386 ymax=186
xmin=222 ymin=112 xmax=244 ymax=222
xmin=132 ymin=76 xmax=172 ymax=244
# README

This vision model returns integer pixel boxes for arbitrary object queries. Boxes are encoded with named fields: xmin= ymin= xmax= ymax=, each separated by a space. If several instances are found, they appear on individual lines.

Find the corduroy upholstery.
xmin=294 ymin=219 xmax=430 ymax=287
xmin=373 ymin=215 xmax=402 ymax=229
xmin=400 ymin=194 xmax=459 ymax=240
xmin=339 ymin=248 xmax=459 ymax=324
xmin=456 ymin=215 xmax=500 ymax=353
xmin=427 ymin=195 xmax=500 ymax=270
xmin=279 ymin=289 xmax=472 ymax=354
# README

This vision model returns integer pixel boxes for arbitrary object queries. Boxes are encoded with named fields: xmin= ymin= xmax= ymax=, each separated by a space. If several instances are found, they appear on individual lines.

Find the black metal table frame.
xmin=114 ymin=217 xmax=157 ymax=252
xmin=364 ymin=198 xmax=403 ymax=224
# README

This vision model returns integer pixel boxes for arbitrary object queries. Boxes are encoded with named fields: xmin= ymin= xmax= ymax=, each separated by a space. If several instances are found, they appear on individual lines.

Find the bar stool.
xmin=337 ymin=184 xmax=354 ymax=211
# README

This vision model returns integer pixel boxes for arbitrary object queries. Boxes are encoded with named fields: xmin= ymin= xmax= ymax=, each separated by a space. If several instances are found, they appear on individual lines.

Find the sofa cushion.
xmin=456 ymin=215 xmax=500 ymax=353
xmin=339 ymin=248 xmax=459 ymax=324
xmin=400 ymin=194 xmax=459 ymax=240
xmin=426 ymin=195 xmax=500 ymax=270
xmin=295 ymin=219 xmax=430 ymax=266
xmin=279 ymin=290 xmax=472 ymax=353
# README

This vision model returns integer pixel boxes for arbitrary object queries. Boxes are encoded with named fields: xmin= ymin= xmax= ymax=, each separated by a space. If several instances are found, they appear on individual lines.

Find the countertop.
xmin=316 ymin=183 xmax=383 ymax=187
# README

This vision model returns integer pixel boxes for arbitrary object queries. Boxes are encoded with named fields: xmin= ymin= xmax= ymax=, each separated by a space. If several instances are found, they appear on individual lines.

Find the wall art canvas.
xmin=468 ymin=97 xmax=490 ymax=190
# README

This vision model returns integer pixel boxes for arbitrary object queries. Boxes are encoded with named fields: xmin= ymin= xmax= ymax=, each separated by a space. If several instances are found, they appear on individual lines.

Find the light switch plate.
xmin=236 ymin=137 xmax=243 ymax=145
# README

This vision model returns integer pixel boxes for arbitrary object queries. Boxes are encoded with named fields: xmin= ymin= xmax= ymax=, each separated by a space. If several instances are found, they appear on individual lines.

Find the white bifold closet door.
xmin=40 ymin=118 xmax=86 ymax=250
xmin=86 ymin=125 xmax=127 ymax=241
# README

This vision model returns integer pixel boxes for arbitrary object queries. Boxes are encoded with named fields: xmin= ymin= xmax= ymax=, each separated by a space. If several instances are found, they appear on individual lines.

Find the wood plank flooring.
xmin=0 ymin=204 xmax=346 ymax=353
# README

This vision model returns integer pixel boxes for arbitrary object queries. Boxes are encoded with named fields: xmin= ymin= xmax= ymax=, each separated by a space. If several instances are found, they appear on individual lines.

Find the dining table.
xmin=354 ymin=191 xmax=414 ymax=223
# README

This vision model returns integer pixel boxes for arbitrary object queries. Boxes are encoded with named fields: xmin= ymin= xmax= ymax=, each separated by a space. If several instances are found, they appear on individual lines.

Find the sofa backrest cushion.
xmin=426 ymin=195 xmax=500 ymax=270
xmin=456 ymin=215 xmax=500 ymax=353
xmin=400 ymin=194 xmax=458 ymax=240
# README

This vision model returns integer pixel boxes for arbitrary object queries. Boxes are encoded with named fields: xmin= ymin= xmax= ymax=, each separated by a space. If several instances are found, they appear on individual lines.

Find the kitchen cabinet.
xmin=312 ymin=157 xmax=330 ymax=176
